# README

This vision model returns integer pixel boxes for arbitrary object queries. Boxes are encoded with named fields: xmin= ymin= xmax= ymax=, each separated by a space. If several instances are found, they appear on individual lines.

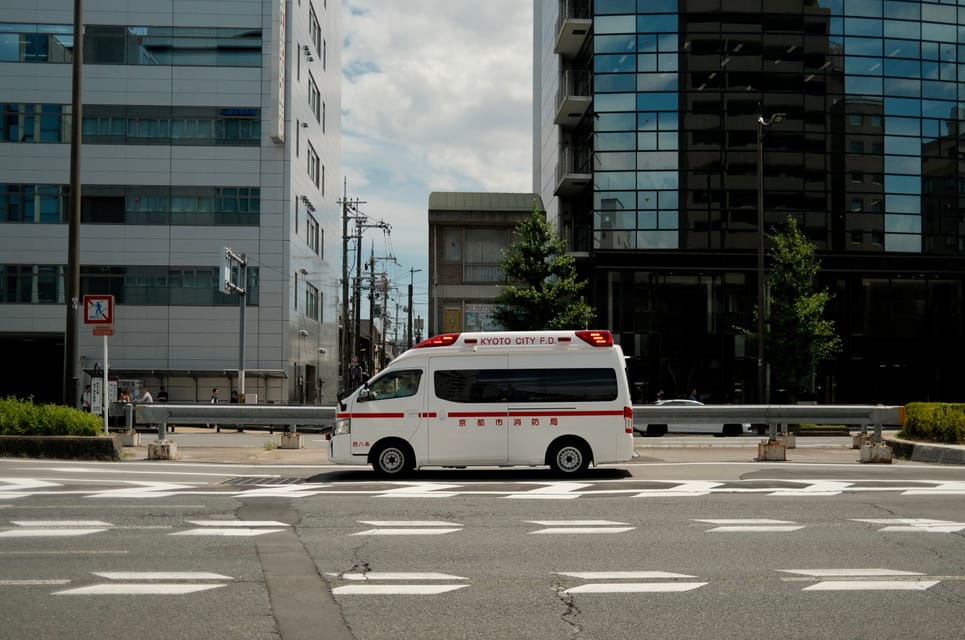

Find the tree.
xmin=752 ymin=215 xmax=842 ymax=400
xmin=492 ymin=202 xmax=595 ymax=330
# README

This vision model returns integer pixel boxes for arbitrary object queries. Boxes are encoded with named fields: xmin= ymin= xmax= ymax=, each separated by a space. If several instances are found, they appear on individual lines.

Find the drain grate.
xmin=222 ymin=476 xmax=305 ymax=486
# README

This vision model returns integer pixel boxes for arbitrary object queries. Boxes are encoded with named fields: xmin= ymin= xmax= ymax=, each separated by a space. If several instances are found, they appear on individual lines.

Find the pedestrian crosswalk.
xmin=3 ymin=476 xmax=965 ymax=500
xmin=23 ymin=566 xmax=952 ymax=598
xmin=4 ymin=516 xmax=964 ymax=539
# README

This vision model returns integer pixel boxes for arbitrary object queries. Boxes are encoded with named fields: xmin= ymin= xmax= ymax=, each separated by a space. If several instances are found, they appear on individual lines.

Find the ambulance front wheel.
xmin=371 ymin=440 xmax=415 ymax=477
xmin=548 ymin=439 xmax=591 ymax=476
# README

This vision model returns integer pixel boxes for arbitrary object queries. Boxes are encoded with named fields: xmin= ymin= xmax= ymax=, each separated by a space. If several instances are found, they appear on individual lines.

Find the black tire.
xmin=647 ymin=424 xmax=667 ymax=437
xmin=371 ymin=441 xmax=415 ymax=477
xmin=547 ymin=440 xmax=591 ymax=476
xmin=723 ymin=424 xmax=742 ymax=437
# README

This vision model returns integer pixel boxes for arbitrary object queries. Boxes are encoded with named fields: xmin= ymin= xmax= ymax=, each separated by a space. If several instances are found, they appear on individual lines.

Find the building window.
xmin=307 ymin=143 xmax=320 ymax=187
xmin=464 ymin=228 xmax=507 ymax=283
xmin=308 ymin=5 xmax=322 ymax=54
xmin=308 ymin=73 xmax=321 ymax=122
xmin=307 ymin=214 xmax=320 ymax=254
xmin=0 ymin=265 xmax=260 ymax=305
xmin=306 ymin=283 xmax=320 ymax=320
xmin=444 ymin=227 xmax=462 ymax=262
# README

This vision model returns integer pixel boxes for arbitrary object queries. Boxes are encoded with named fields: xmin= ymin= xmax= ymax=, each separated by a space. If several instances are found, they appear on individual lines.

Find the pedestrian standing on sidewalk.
xmin=210 ymin=387 xmax=220 ymax=433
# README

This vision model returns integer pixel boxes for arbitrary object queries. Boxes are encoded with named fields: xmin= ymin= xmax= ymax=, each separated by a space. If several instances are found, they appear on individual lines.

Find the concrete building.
xmin=428 ymin=192 xmax=544 ymax=336
xmin=0 ymin=0 xmax=342 ymax=405
xmin=534 ymin=0 xmax=965 ymax=404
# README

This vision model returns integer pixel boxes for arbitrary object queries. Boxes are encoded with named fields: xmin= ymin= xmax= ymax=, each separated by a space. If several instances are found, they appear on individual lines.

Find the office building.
xmin=428 ymin=192 xmax=544 ymax=336
xmin=0 ymin=0 xmax=342 ymax=405
xmin=534 ymin=0 xmax=964 ymax=404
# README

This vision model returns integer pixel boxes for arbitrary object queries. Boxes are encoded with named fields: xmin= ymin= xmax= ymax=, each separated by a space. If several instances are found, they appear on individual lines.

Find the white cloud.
xmin=341 ymin=0 xmax=533 ymax=334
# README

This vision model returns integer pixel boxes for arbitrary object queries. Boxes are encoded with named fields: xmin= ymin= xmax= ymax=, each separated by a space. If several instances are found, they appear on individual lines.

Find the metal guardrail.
xmin=631 ymin=404 xmax=904 ymax=442
xmin=136 ymin=403 xmax=903 ymax=442
xmin=136 ymin=404 xmax=337 ymax=441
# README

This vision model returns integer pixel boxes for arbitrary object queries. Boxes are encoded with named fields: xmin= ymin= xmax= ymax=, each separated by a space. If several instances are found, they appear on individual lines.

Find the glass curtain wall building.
xmin=535 ymin=0 xmax=964 ymax=404
xmin=0 ymin=0 xmax=342 ymax=405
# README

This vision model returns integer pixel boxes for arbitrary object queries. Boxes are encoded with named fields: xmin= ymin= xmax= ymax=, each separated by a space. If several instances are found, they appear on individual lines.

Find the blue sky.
xmin=340 ymin=0 xmax=533 ymax=339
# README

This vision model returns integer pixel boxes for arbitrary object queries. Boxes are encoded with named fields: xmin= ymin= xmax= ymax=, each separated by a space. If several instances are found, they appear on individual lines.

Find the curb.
xmin=887 ymin=437 xmax=965 ymax=465
xmin=0 ymin=435 xmax=121 ymax=461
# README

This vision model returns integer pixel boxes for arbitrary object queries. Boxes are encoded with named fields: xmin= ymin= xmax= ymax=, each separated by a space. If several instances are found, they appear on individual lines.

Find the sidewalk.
xmin=118 ymin=428 xmax=965 ymax=466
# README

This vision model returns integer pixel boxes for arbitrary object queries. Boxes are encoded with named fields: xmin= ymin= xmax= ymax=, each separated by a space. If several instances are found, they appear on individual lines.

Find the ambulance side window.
xmin=434 ymin=369 xmax=508 ymax=403
xmin=362 ymin=369 xmax=422 ymax=401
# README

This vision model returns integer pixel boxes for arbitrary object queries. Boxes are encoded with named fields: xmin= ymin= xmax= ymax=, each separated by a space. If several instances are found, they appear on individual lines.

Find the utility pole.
xmin=339 ymin=186 xmax=389 ymax=385
xmin=338 ymin=182 xmax=365 ymax=393
xmin=367 ymin=242 xmax=375 ymax=375
xmin=63 ymin=0 xmax=84 ymax=407
xmin=407 ymin=268 xmax=422 ymax=349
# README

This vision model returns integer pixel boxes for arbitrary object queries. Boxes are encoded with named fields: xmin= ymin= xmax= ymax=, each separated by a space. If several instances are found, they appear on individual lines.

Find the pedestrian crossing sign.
xmin=83 ymin=295 xmax=114 ymax=325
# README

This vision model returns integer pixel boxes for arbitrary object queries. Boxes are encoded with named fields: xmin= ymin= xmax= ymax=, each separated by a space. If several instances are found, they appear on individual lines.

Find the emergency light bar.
xmin=413 ymin=330 xmax=614 ymax=349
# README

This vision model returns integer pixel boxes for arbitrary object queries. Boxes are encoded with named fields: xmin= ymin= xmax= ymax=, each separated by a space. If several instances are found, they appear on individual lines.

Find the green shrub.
xmin=0 ymin=396 xmax=101 ymax=436
xmin=902 ymin=402 xmax=965 ymax=444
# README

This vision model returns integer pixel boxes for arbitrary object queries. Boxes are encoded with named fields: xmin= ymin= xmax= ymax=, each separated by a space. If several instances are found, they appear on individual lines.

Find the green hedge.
xmin=0 ymin=396 xmax=101 ymax=436
xmin=902 ymin=402 xmax=965 ymax=444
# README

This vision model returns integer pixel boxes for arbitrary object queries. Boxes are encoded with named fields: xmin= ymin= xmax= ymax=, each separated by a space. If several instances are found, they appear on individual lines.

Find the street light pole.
xmin=756 ymin=108 xmax=785 ymax=407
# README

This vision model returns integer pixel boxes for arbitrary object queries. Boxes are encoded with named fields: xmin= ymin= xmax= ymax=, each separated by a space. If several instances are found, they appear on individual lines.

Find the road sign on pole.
xmin=83 ymin=295 xmax=114 ymax=434
xmin=83 ymin=295 xmax=113 ymax=325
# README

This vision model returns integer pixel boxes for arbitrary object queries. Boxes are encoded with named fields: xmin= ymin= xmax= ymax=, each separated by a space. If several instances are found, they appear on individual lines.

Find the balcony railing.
xmin=555 ymin=146 xmax=592 ymax=196
xmin=554 ymin=0 xmax=592 ymax=57
xmin=554 ymin=69 xmax=592 ymax=127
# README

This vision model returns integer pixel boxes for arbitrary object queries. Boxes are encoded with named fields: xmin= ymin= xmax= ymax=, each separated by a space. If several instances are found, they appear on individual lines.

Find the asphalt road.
xmin=1 ymin=451 xmax=963 ymax=640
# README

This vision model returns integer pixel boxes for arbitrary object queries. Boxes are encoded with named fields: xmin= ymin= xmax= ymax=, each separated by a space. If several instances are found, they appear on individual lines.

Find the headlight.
xmin=334 ymin=417 xmax=351 ymax=435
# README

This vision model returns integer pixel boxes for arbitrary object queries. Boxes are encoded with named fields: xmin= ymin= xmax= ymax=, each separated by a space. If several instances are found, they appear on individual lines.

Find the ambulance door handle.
xmin=405 ymin=410 xmax=420 ymax=418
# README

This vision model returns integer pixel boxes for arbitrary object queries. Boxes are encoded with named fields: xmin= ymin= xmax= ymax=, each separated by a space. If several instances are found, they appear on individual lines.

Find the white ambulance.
xmin=329 ymin=330 xmax=635 ymax=476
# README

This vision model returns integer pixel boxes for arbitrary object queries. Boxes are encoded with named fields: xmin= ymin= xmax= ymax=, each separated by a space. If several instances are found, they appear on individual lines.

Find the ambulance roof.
xmin=411 ymin=330 xmax=614 ymax=350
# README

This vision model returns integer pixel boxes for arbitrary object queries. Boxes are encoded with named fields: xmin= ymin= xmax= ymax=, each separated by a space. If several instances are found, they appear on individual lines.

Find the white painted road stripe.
xmin=94 ymin=572 xmax=232 ymax=580
xmin=708 ymin=525 xmax=804 ymax=532
xmin=187 ymin=520 xmax=289 ymax=527
xmin=0 ymin=579 xmax=71 ymax=586
xmin=779 ymin=569 xmax=923 ymax=577
xmin=172 ymin=528 xmax=286 ymax=536
xmin=557 ymin=571 xmax=696 ymax=579
xmin=853 ymin=518 xmax=965 ymax=533
xmin=804 ymin=581 xmax=939 ymax=591
xmin=336 ymin=572 xmax=466 ymax=581
xmin=564 ymin=582 xmax=707 ymax=593
xmin=352 ymin=528 xmax=463 ymax=536
xmin=11 ymin=520 xmax=111 ymax=527
xmin=532 ymin=527 xmax=636 ymax=534
xmin=0 ymin=528 xmax=107 ymax=537
xmin=332 ymin=584 xmax=468 ymax=595
xmin=375 ymin=483 xmax=461 ymax=498
xmin=697 ymin=519 xmax=797 ymax=525
xmin=768 ymin=481 xmax=853 ymax=496
xmin=696 ymin=519 xmax=803 ymax=532
xmin=528 ymin=520 xmax=629 ymax=526
xmin=358 ymin=521 xmax=462 ymax=527
xmin=508 ymin=482 xmax=592 ymax=499
xmin=634 ymin=481 xmax=724 ymax=497
xmin=55 ymin=584 xmax=227 ymax=595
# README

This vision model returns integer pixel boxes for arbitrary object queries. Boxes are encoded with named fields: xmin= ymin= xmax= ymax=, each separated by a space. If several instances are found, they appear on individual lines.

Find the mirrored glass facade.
xmin=535 ymin=0 xmax=964 ymax=404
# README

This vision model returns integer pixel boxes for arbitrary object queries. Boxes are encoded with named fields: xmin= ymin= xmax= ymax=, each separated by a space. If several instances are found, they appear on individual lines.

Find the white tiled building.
xmin=0 ymin=0 xmax=342 ymax=405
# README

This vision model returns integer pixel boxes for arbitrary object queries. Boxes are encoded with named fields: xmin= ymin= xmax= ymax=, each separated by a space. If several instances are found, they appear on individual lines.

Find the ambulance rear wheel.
xmin=371 ymin=440 xmax=414 ymax=477
xmin=548 ymin=439 xmax=590 ymax=476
